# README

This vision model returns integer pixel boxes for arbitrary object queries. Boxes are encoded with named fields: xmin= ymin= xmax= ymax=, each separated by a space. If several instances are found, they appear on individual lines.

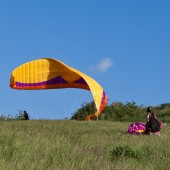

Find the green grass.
xmin=0 ymin=120 xmax=169 ymax=170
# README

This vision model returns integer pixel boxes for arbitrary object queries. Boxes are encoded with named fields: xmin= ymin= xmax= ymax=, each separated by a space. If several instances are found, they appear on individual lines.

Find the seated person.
xmin=23 ymin=111 xmax=29 ymax=120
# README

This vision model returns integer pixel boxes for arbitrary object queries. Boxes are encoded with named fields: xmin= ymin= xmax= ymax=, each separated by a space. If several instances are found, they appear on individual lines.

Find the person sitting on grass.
xmin=145 ymin=107 xmax=161 ymax=135
xmin=23 ymin=111 xmax=29 ymax=120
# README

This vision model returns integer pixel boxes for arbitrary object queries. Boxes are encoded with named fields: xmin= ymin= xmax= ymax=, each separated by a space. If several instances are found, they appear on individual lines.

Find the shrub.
xmin=110 ymin=145 xmax=143 ymax=160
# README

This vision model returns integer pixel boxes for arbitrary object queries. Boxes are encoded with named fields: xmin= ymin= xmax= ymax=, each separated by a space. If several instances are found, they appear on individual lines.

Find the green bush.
xmin=111 ymin=145 xmax=143 ymax=159
xmin=0 ymin=110 xmax=29 ymax=121
xmin=70 ymin=101 xmax=96 ymax=120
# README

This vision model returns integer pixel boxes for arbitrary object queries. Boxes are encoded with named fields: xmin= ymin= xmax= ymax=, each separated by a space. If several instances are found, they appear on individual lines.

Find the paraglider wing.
xmin=10 ymin=58 xmax=107 ymax=120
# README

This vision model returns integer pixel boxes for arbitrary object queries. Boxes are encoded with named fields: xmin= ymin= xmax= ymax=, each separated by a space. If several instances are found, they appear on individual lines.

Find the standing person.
xmin=145 ymin=107 xmax=161 ymax=135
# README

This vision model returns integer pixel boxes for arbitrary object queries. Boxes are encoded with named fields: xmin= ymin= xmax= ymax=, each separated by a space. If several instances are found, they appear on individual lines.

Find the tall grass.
xmin=0 ymin=120 xmax=169 ymax=170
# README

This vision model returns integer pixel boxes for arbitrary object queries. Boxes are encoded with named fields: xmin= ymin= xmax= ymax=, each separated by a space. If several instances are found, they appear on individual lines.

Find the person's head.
xmin=23 ymin=111 xmax=28 ymax=115
xmin=146 ymin=107 xmax=152 ymax=113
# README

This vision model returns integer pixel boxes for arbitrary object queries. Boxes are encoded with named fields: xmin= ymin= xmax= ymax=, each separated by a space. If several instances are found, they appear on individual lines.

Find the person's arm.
xmin=146 ymin=114 xmax=150 ymax=122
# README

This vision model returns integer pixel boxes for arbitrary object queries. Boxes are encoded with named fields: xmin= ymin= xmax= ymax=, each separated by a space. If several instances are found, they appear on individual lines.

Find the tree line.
xmin=71 ymin=101 xmax=170 ymax=122
xmin=1 ymin=102 xmax=169 ymax=122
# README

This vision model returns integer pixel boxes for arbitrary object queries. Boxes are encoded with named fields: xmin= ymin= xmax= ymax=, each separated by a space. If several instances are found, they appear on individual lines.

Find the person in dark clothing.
xmin=145 ymin=107 xmax=161 ymax=135
xmin=23 ymin=111 xmax=29 ymax=120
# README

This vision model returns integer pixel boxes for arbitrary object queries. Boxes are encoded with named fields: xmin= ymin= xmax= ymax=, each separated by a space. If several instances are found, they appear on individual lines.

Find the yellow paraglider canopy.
xmin=10 ymin=58 xmax=107 ymax=120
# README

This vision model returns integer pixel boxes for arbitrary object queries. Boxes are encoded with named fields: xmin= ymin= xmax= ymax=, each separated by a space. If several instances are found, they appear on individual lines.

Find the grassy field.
xmin=0 ymin=120 xmax=169 ymax=170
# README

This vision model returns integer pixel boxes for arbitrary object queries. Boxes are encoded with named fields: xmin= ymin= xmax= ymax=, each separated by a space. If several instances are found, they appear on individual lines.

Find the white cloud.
xmin=90 ymin=58 xmax=114 ymax=72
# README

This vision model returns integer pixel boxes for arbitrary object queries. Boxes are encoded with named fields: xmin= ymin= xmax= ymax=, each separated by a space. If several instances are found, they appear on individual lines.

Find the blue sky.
xmin=0 ymin=1 xmax=170 ymax=119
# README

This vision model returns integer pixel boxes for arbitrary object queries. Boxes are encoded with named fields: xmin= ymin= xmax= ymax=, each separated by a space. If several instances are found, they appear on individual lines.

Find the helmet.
xmin=147 ymin=107 xmax=152 ymax=112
